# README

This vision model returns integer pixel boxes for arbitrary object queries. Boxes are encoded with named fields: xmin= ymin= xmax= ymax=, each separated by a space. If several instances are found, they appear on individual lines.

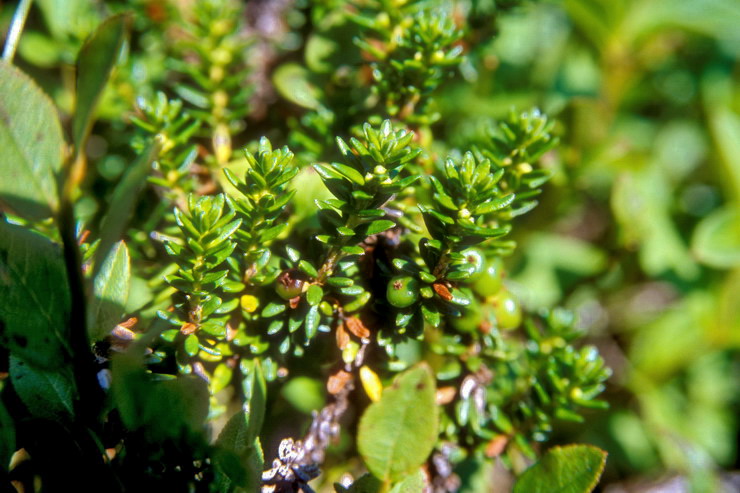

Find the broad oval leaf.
xmin=513 ymin=444 xmax=607 ymax=493
xmin=112 ymin=350 xmax=209 ymax=442
xmin=357 ymin=364 xmax=438 ymax=482
xmin=0 ymin=221 xmax=71 ymax=368
xmin=73 ymin=14 xmax=130 ymax=150
xmin=88 ymin=241 xmax=130 ymax=341
xmin=214 ymin=394 xmax=266 ymax=493
xmin=272 ymin=63 xmax=323 ymax=110
xmin=389 ymin=469 xmax=425 ymax=493
xmin=692 ymin=206 xmax=740 ymax=268
xmin=9 ymin=356 xmax=77 ymax=421
xmin=0 ymin=62 xmax=64 ymax=220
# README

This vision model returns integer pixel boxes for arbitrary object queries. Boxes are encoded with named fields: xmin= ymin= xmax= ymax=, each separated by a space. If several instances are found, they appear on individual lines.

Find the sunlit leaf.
xmin=513 ymin=444 xmax=607 ymax=493
xmin=358 ymin=364 xmax=438 ymax=482
xmin=88 ymin=241 xmax=130 ymax=341
xmin=0 ymin=62 xmax=64 ymax=220
xmin=72 ymin=14 xmax=130 ymax=151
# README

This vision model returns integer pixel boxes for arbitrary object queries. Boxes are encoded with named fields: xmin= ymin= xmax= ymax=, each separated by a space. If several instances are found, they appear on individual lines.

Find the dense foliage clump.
xmin=1 ymin=0 xmax=738 ymax=492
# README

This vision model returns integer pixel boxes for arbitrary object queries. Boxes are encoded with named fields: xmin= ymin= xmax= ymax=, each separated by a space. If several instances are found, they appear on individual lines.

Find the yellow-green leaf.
xmin=357 ymin=364 xmax=438 ymax=482
xmin=0 ymin=62 xmax=64 ymax=220
xmin=513 ymin=444 xmax=607 ymax=493
xmin=72 ymin=14 xmax=130 ymax=151
xmin=88 ymin=241 xmax=130 ymax=341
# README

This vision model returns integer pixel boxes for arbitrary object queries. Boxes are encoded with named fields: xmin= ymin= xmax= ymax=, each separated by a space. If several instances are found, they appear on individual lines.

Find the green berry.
xmin=275 ymin=269 xmax=305 ymax=300
xmin=387 ymin=276 xmax=420 ymax=308
xmin=450 ymin=300 xmax=483 ymax=333
xmin=472 ymin=257 xmax=504 ymax=297
xmin=461 ymin=248 xmax=486 ymax=281
xmin=490 ymin=289 xmax=522 ymax=330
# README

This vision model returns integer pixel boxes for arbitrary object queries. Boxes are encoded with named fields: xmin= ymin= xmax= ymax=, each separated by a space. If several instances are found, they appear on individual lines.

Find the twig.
xmin=2 ymin=0 xmax=33 ymax=63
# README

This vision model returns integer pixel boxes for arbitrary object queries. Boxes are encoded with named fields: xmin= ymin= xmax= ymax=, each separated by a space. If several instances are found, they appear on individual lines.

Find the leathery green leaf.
xmin=357 ymin=364 xmax=438 ymax=482
xmin=88 ymin=241 xmax=130 ymax=341
xmin=9 ymin=356 xmax=77 ymax=421
xmin=0 ymin=62 xmax=65 ymax=220
xmin=692 ymin=206 xmax=740 ymax=268
xmin=0 ymin=221 xmax=71 ymax=369
xmin=513 ymin=444 xmax=607 ymax=493
xmin=73 ymin=14 xmax=130 ymax=151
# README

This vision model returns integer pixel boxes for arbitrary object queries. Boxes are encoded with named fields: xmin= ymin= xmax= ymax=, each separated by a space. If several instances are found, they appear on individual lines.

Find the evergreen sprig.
xmin=130 ymin=92 xmax=201 ymax=197
xmin=448 ymin=309 xmax=611 ymax=462
xmin=314 ymin=120 xmax=422 ymax=278
xmin=169 ymin=0 xmax=252 ymax=164
xmin=159 ymin=194 xmax=241 ymax=360
xmin=351 ymin=5 xmax=464 ymax=121
xmin=474 ymin=109 xmax=558 ymax=219
xmin=424 ymin=152 xmax=513 ymax=252
xmin=224 ymin=137 xmax=298 ymax=283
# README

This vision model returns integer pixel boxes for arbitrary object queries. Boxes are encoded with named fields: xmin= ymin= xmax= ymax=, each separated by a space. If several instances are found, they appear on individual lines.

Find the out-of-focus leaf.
xmin=514 ymin=233 xmax=607 ymax=307
xmin=513 ymin=444 xmax=607 ymax=493
xmin=612 ymin=167 xmax=698 ymax=280
xmin=628 ymin=292 xmax=712 ymax=380
xmin=242 ymin=360 xmax=267 ymax=442
xmin=273 ymin=63 xmax=323 ymax=110
xmin=0 ymin=62 xmax=64 ymax=221
xmin=215 ymin=360 xmax=267 ymax=491
xmin=36 ymin=0 xmax=97 ymax=40
xmin=358 ymin=364 xmax=438 ymax=482
xmin=95 ymin=139 xmax=162 ymax=272
xmin=305 ymin=34 xmax=338 ymax=73
xmin=214 ymin=412 xmax=264 ymax=492
xmin=623 ymin=0 xmax=740 ymax=47
xmin=88 ymin=241 xmax=130 ymax=341
xmin=111 ymin=350 xmax=209 ymax=443
xmin=72 ymin=14 xmax=130 ymax=151
xmin=704 ymin=77 xmax=740 ymax=201
xmin=18 ymin=32 xmax=61 ymax=67
xmin=0 ymin=221 xmax=71 ymax=369
xmin=9 ymin=356 xmax=77 ymax=421
xmin=692 ymin=207 xmax=740 ymax=268
xmin=388 ymin=469 xmax=425 ymax=493
xmin=717 ymin=270 xmax=740 ymax=347
xmin=281 ymin=376 xmax=324 ymax=414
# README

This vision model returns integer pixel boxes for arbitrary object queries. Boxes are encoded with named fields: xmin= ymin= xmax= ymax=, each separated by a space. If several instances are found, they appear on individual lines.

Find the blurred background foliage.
xmin=1 ymin=0 xmax=739 ymax=491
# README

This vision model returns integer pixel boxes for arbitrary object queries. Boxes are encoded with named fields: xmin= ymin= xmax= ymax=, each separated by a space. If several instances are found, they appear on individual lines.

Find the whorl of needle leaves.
xmin=130 ymin=92 xmax=201 ymax=191
xmin=169 ymin=0 xmax=252 ymax=129
xmin=224 ymin=137 xmax=298 ymax=267
xmin=314 ymin=120 xmax=422 ymax=248
xmin=162 ymin=194 xmax=241 ymax=340
xmin=351 ymin=4 xmax=464 ymax=121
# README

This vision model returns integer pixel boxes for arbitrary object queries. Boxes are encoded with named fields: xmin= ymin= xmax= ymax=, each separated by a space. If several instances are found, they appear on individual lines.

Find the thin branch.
xmin=2 ymin=0 xmax=33 ymax=63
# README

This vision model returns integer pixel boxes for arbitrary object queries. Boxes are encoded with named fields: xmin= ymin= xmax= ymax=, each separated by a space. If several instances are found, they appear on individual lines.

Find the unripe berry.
xmin=387 ymin=275 xmax=420 ymax=308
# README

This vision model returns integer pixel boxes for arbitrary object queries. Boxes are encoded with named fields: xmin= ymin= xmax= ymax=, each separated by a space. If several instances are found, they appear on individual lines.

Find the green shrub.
xmin=2 ymin=0 xmax=737 ymax=491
